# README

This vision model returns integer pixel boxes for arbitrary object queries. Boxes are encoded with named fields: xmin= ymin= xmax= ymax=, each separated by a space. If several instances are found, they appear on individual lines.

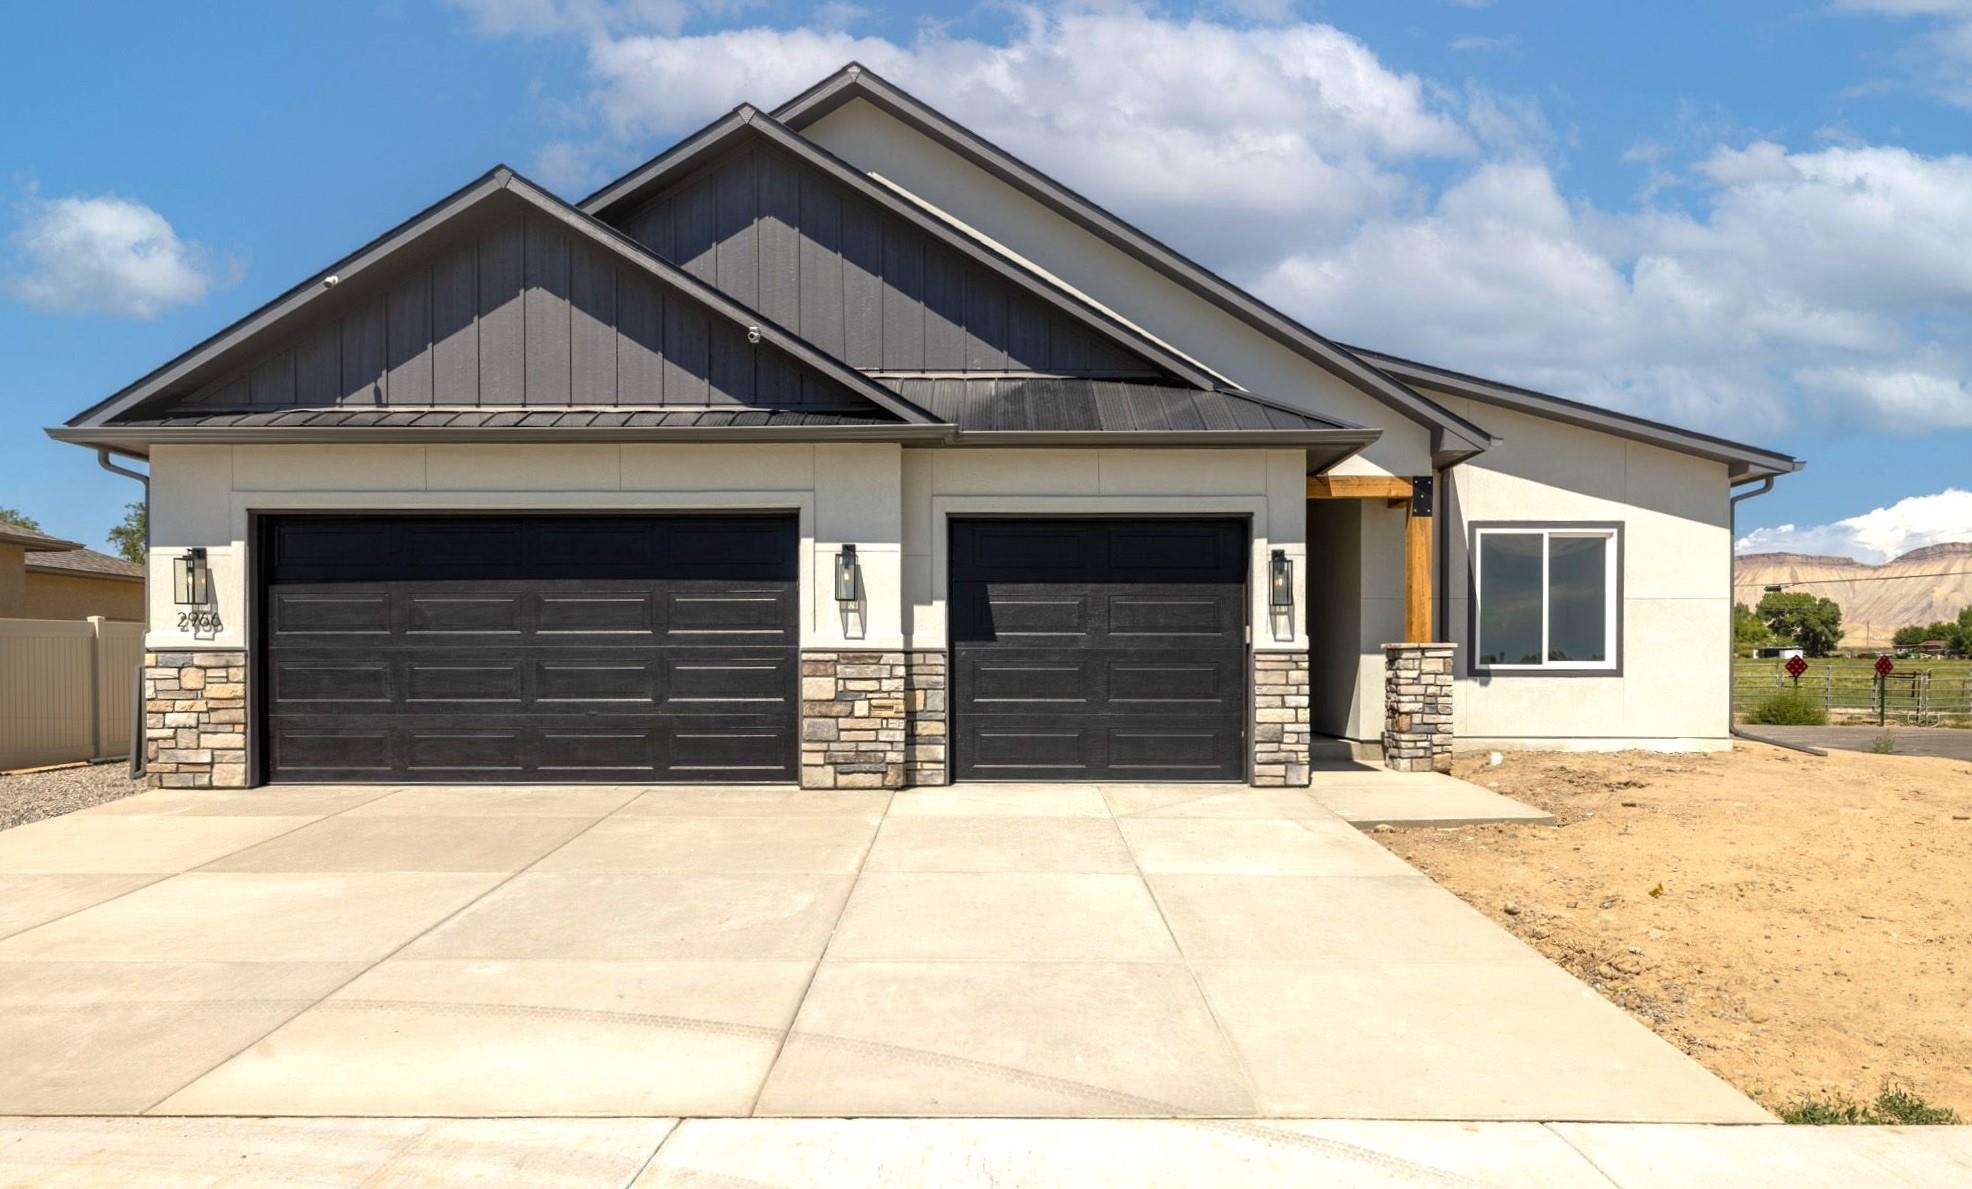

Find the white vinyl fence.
xmin=0 ymin=617 xmax=145 ymax=771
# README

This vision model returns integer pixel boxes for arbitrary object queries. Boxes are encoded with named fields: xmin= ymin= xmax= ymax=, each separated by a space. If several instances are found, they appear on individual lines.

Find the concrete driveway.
xmin=0 ymin=779 xmax=1765 ymax=1122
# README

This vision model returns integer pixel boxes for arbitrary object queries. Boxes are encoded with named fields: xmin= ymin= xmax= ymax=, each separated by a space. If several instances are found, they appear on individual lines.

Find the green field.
xmin=1734 ymin=657 xmax=1972 ymax=724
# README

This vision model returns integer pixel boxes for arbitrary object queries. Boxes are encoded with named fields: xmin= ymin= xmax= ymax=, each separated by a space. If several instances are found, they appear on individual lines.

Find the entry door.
xmin=259 ymin=514 xmax=798 ymax=783
xmin=949 ymin=518 xmax=1248 ymax=781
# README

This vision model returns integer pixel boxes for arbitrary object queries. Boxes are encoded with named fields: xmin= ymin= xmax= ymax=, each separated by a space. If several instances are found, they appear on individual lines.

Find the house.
xmin=0 ymin=522 xmax=144 ymax=622
xmin=49 ymin=64 xmax=1801 ymax=790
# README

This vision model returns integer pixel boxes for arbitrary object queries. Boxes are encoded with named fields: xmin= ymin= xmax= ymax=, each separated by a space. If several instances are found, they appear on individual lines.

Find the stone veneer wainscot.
xmin=800 ymin=650 xmax=947 ymax=789
xmin=1252 ymin=651 xmax=1312 ymax=786
xmin=143 ymin=651 xmax=248 ymax=788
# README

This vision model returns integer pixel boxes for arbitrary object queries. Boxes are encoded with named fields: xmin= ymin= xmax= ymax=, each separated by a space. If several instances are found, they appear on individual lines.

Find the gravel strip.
xmin=0 ymin=763 xmax=146 ymax=831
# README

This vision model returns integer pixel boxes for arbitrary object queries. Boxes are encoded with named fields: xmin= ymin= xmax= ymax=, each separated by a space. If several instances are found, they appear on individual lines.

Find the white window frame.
xmin=1471 ymin=524 xmax=1621 ymax=675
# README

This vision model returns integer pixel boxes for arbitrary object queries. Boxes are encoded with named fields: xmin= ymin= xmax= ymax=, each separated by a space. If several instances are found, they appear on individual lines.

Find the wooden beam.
xmin=1405 ymin=496 xmax=1433 ymax=643
xmin=1307 ymin=474 xmax=1412 ymax=500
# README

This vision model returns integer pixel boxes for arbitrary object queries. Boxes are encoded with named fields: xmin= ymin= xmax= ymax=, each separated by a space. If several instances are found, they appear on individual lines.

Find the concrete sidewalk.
xmin=3 ymin=1117 xmax=1968 ymax=1187
xmin=1307 ymin=765 xmax=1558 ymax=828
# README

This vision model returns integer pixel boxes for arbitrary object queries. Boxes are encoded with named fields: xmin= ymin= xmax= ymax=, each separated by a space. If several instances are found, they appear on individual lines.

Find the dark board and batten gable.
xmin=609 ymin=139 xmax=1165 ymax=379
xmin=177 ymin=194 xmax=875 ymax=414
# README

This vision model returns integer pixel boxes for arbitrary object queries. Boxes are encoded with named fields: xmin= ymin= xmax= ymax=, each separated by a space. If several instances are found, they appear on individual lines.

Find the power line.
xmin=1737 ymin=569 xmax=1972 ymax=587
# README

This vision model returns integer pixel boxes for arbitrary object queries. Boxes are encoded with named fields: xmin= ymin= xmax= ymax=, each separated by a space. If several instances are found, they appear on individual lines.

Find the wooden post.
xmin=1405 ymin=504 xmax=1432 ymax=641
xmin=1404 ymin=477 xmax=1433 ymax=643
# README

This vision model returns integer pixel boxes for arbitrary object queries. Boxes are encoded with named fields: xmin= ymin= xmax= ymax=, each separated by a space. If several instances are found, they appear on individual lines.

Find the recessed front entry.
xmin=257 ymin=514 xmax=798 ymax=783
xmin=949 ymin=518 xmax=1248 ymax=782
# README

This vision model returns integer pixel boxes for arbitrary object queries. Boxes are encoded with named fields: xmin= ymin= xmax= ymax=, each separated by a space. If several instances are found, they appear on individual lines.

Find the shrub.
xmin=1868 ymin=733 xmax=1897 ymax=754
xmin=1781 ymin=1082 xmax=1961 ymax=1126
xmin=1746 ymin=688 xmax=1829 ymax=726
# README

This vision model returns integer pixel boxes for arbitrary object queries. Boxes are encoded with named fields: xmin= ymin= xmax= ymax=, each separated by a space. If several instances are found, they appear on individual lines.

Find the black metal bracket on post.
xmin=1409 ymin=474 xmax=1435 ymax=518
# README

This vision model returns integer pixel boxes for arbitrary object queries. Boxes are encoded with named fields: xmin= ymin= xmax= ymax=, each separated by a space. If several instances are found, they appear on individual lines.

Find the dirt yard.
xmin=1378 ymin=743 xmax=1972 ymax=1117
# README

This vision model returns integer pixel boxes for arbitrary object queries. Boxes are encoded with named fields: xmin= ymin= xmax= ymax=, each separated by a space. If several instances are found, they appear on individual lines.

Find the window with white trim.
xmin=1473 ymin=526 xmax=1620 ymax=671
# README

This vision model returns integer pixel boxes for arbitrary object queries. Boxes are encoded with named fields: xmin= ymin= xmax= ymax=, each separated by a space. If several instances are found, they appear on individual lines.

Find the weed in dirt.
xmin=1868 ymin=734 xmax=1898 ymax=754
xmin=1780 ymin=1081 xmax=1961 ymax=1125
xmin=1746 ymin=689 xmax=1829 ymax=726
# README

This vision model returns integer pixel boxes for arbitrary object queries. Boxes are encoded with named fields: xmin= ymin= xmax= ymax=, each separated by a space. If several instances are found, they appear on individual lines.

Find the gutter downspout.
xmin=1725 ymin=475 xmax=1826 ymax=756
xmin=95 ymin=449 xmax=150 ymax=779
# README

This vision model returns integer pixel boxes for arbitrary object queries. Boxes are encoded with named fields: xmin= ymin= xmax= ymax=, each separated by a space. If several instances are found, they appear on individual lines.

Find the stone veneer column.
xmin=1382 ymin=643 xmax=1456 ymax=773
xmin=800 ymin=650 xmax=948 ymax=789
xmin=903 ymin=650 xmax=948 ymax=787
xmin=1252 ymin=652 xmax=1311 ymax=787
xmin=143 ymin=651 xmax=248 ymax=788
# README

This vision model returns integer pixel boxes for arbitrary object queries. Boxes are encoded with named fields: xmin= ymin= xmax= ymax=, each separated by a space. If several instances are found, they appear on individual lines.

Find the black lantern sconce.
xmin=1268 ymin=549 xmax=1293 ymax=612
xmin=173 ymin=547 xmax=211 ymax=606
xmin=834 ymin=544 xmax=860 ymax=603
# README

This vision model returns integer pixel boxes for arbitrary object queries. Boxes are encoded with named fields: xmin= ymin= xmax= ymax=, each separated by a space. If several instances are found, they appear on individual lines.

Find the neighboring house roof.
xmin=1345 ymin=344 xmax=1804 ymax=483
xmin=580 ymin=106 xmax=1227 ymax=392
xmin=55 ymin=167 xmax=940 ymax=450
xmin=25 ymin=547 xmax=144 ymax=582
xmin=0 ymin=523 xmax=82 ymax=552
xmin=768 ymin=64 xmax=1496 ymax=465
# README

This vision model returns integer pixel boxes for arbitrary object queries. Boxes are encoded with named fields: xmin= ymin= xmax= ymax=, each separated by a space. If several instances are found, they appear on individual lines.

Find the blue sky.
xmin=3 ymin=1 xmax=1969 ymax=561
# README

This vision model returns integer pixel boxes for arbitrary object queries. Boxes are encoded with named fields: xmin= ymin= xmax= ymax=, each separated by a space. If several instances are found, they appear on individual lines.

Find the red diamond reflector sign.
xmin=1785 ymin=655 xmax=1808 ymax=679
xmin=1875 ymin=655 xmax=1895 ymax=678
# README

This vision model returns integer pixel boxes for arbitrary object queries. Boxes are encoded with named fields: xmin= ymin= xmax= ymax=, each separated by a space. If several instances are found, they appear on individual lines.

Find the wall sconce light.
xmin=834 ymin=544 xmax=859 ymax=603
xmin=1268 ymin=549 xmax=1294 ymax=612
xmin=174 ymin=547 xmax=210 ymax=606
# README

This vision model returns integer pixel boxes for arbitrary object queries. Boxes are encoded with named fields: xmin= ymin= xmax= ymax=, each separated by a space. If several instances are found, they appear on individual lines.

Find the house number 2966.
xmin=177 ymin=610 xmax=223 ymax=633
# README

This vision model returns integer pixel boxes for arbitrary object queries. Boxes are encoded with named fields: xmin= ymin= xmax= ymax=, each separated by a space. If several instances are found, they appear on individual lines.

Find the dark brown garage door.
xmin=949 ymin=518 xmax=1247 ymax=782
xmin=258 ymin=514 xmax=797 ymax=783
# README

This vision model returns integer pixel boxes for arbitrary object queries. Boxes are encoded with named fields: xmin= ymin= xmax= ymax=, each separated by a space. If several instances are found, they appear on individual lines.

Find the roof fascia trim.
xmin=773 ymin=66 xmax=1493 ymax=453
xmin=949 ymin=428 xmax=1381 ymax=450
xmin=1355 ymin=347 xmax=1803 ymax=480
xmin=46 ymin=423 xmax=955 ymax=453
xmin=577 ymin=109 xmax=751 ymax=214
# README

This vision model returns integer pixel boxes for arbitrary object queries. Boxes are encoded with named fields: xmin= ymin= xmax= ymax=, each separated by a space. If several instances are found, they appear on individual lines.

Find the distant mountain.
xmin=1734 ymin=542 xmax=1972 ymax=650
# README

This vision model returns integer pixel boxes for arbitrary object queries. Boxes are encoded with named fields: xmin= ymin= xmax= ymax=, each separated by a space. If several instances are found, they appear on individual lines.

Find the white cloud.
xmin=1834 ymin=0 xmax=1972 ymax=107
xmin=459 ymin=2 xmax=1972 ymax=439
xmin=1257 ymin=138 xmax=1972 ymax=435
xmin=1737 ymin=489 xmax=1972 ymax=562
xmin=4 ymin=193 xmax=222 ymax=319
xmin=571 ymin=10 xmax=1472 ymax=269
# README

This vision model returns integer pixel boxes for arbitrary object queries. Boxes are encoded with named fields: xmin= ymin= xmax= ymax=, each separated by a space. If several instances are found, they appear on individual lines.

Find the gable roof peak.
xmin=57 ymin=161 xmax=941 ymax=435
xmin=771 ymin=62 xmax=1496 ymax=463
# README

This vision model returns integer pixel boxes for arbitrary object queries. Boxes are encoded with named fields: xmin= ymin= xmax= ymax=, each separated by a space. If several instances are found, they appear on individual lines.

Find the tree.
xmin=105 ymin=502 xmax=146 ymax=564
xmin=0 ymin=507 xmax=41 ymax=532
xmin=1893 ymin=624 xmax=1932 ymax=649
xmin=1892 ymin=614 xmax=1972 ymax=656
xmin=1734 ymin=603 xmax=1777 ymax=651
xmin=1757 ymin=590 xmax=1844 ymax=658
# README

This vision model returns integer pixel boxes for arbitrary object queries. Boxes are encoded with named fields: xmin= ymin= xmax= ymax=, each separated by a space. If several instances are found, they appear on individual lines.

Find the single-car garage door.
xmin=258 ymin=514 xmax=797 ymax=783
xmin=950 ymin=518 xmax=1247 ymax=782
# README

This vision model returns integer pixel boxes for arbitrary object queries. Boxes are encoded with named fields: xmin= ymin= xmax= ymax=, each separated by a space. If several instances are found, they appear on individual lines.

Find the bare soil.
xmin=1377 ymin=743 xmax=1972 ymax=1117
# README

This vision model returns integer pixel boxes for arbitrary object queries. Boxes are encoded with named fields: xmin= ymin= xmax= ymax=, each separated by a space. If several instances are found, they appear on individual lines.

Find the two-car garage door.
xmin=260 ymin=515 xmax=797 ymax=783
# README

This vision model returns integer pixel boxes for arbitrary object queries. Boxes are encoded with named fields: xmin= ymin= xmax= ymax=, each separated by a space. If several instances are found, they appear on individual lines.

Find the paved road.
xmin=3 ymin=1117 xmax=1969 ymax=1186
xmin=1748 ymin=725 xmax=1972 ymax=760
